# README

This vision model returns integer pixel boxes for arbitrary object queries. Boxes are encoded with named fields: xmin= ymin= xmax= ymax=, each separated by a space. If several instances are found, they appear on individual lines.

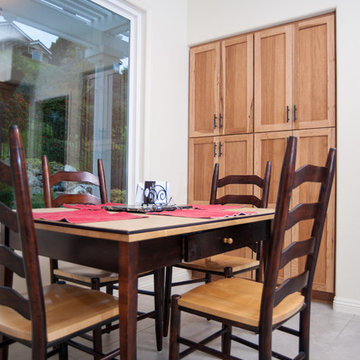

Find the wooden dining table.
xmin=8 ymin=206 xmax=274 ymax=359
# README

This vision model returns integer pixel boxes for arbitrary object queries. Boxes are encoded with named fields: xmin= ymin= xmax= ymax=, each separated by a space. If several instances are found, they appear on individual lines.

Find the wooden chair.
xmin=42 ymin=155 xmax=164 ymax=352
xmin=0 ymin=125 xmax=120 ymax=359
xmin=163 ymin=161 xmax=271 ymax=336
xmin=169 ymin=136 xmax=336 ymax=360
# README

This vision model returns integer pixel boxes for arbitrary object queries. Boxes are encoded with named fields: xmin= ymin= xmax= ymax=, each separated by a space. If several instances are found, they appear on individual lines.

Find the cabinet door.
xmin=293 ymin=14 xmax=335 ymax=129
xmin=218 ymin=134 xmax=254 ymax=198
xmin=291 ymin=128 xmax=336 ymax=294
xmin=188 ymin=137 xmax=217 ymax=203
xmin=254 ymin=25 xmax=293 ymax=132
xmin=189 ymin=43 xmax=220 ymax=137
xmin=221 ymin=34 xmax=253 ymax=135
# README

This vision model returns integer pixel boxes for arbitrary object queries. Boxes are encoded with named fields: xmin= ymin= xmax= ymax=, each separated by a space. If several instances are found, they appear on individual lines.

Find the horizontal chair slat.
xmin=0 ymin=287 xmax=30 ymax=320
xmin=0 ymin=245 xmax=25 ymax=277
xmin=274 ymin=272 xmax=308 ymax=307
xmin=293 ymin=165 xmax=327 ymax=189
xmin=50 ymin=171 xmax=100 ymax=187
xmin=286 ymin=203 xmax=319 ymax=230
xmin=218 ymin=175 xmax=263 ymax=188
xmin=215 ymin=195 xmax=261 ymax=208
xmin=280 ymin=238 xmax=315 ymax=269
xmin=0 ymin=205 xmax=18 ymax=232
xmin=0 ymin=160 xmax=12 ymax=186
xmin=53 ymin=193 xmax=102 ymax=207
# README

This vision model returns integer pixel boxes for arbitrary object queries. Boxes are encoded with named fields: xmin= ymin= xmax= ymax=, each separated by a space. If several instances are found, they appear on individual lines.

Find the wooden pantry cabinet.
xmin=187 ymin=12 xmax=336 ymax=298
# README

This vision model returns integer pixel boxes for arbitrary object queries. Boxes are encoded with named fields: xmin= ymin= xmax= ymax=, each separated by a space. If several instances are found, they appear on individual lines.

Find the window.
xmin=0 ymin=0 xmax=139 ymax=206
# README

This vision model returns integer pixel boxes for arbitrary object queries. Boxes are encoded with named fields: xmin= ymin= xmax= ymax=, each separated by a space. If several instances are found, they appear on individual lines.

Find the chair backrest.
xmin=0 ymin=125 xmax=47 ymax=355
xmin=210 ymin=161 xmax=272 ymax=208
xmin=260 ymin=136 xmax=336 ymax=326
xmin=42 ymin=155 xmax=108 ymax=208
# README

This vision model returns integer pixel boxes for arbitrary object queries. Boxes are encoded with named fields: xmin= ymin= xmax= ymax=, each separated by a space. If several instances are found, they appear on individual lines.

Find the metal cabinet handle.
xmin=219 ymin=113 xmax=223 ymax=128
xmin=293 ymin=105 xmax=297 ymax=122
xmin=213 ymin=114 xmax=218 ymax=129
xmin=214 ymin=142 xmax=217 ymax=157
xmin=219 ymin=142 xmax=223 ymax=157
xmin=286 ymin=105 xmax=290 ymax=123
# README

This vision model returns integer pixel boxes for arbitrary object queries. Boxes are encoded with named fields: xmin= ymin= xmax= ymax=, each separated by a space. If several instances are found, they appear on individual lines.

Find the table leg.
xmin=118 ymin=241 xmax=139 ymax=359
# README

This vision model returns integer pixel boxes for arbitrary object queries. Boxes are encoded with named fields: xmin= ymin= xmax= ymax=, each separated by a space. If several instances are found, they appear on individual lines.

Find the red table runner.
xmin=32 ymin=208 xmax=145 ymax=223
xmin=150 ymin=205 xmax=256 ymax=219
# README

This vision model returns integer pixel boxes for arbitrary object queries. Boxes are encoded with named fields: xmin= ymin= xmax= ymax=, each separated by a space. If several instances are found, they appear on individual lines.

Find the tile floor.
xmin=6 ymin=287 xmax=360 ymax=359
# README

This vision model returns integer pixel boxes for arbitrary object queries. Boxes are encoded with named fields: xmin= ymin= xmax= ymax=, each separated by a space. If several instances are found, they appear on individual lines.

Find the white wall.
xmin=187 ymin=0 xmax=360 ymax=313
xmin=122 ymin=0 xmax=189 ymax=204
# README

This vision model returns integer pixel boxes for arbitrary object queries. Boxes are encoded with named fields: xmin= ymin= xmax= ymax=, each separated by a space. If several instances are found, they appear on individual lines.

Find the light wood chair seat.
xmin=0 ymin=284 xmax=118 ymax=343
xmin=178 ymin=278 xmax=304 ymax=327
xmin=53 ymin=262 xmax=118 ymax=284
xmin=179 ymin=255 xmax=260 ymax=274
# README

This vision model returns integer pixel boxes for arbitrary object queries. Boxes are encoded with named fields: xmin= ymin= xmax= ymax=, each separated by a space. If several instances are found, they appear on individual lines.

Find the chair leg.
xmin=153 ymin=268 xmax=164 ymax=351
xmin=299 ymin=306 xmax=310 ymax=359
xmin=221 ymin=323 xmax=232 ymax=355
xmin=224 ymin=266 xmax=233 ymax=278
xmin=58 ymin=343 xmax=68 ymax=360
xmin=91 ymin=278 xmax=103 ymax=360
xmin=0 ymin=336 xmax=9 ymax=360
xmin=259 ymin=322 xmax=273 ymax=360
xmin=205 ymin=272 xmax=211 ymax=283
xmin=163 ymin=266 xmax=173 ymax=337
xmin=169 ymin=295 xmax=181 ymax=360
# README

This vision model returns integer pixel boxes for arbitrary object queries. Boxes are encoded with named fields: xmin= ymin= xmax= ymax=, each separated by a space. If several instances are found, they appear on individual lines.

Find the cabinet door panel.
xmin=222 ymin=34 xmax=253 ymax=134
xmin=254 ymin=26 xmax=293 ymax=132
xmin=294 ymin=14 xmax=335 ymax=129
xmin=291 ymin=128 xmax=336 ymax=293
xmin=220 ymin=134 xmax=253 ymax=198
xmin=254 ymin=131 xmax=292 ymax=208
xmin=188 ymin=137 xmax=217 ymax=203
xmin=189 ymin=43 xmax=220 ymax=137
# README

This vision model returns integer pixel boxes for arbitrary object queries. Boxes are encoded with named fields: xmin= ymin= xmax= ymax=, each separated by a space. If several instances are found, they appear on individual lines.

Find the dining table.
xmin=7 ymin=205 xmax=274 ymax=359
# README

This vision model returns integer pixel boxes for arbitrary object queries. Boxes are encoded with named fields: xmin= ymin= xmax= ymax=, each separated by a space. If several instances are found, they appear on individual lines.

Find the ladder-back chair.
xmin=42 ymin=154 xmax=164 ymax=351
xmin=164 ymin=161 xmax=271 ymax=336
xmin=169 ymin=136 xmax=336 ymax=360
xmin=0 ymin=125 xmax=120 ymax=359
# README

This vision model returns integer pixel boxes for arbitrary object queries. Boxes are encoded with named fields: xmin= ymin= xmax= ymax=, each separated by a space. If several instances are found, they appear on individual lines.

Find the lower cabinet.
xmin=188 ymin=134 xmax=253 ymax=203
xmin=254 ymin=128 xmax=336 ymax=296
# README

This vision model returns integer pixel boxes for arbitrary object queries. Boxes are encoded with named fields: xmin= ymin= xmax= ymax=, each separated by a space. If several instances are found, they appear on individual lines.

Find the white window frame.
xmin=92 ymin=0 xmax=145 ymax=203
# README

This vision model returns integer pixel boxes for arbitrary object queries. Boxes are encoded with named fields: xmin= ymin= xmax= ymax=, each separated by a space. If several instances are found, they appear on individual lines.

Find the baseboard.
xmin=333 ymin=296 xmax=360 ymax=315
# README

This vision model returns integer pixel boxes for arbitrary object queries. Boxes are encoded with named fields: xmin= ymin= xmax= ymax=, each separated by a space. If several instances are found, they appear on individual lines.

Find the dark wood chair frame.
xmin=163 ymin=161 xmax=271 ymax=336
xmin=0 ymin=125 xmax=120 ymax=359
xmin=42 ymin=155 xmax=164 ymax=352
xmin=168 ymin=136 xmax=336 ymax=360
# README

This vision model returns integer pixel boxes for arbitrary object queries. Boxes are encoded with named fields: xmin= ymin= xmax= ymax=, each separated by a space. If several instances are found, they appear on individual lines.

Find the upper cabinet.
xmin=189 ymin=34 xmax=253 ymax=138
xmin=254 ymin=14 xmax=335 ymax=132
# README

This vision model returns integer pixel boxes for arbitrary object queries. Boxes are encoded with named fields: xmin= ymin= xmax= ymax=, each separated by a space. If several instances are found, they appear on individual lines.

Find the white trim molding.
xmin=92 ymin=0 xmax=147 ymax=204
xmin=333 ymin=296 xmax=360 ymax=315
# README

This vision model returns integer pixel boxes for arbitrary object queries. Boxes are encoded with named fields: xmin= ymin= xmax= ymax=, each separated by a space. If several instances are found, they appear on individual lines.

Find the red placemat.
xmin=33 ymin=208 xmax=146 ymax=223
xmin=150 ymin=208 xmax=257 ymax=219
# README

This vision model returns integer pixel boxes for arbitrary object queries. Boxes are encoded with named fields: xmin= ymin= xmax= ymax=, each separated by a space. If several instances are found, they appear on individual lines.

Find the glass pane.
xmin=0 ymin=0 xmax=129 ymax=207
